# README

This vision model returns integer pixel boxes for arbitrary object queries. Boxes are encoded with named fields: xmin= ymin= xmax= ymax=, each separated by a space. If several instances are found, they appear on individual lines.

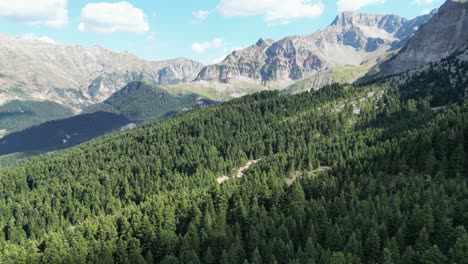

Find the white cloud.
xmin=21 ymin=33 xmax=57 ymax=44
xmin=413 ymin=0 xmax=435 ymax=4
xmin=421 ymin=9 xmax=431 ymax=14
xmin=0 ymin=0 xmax=68 ymax=28
xmin=78 ymin=2 xmax=149 ymax=34
xmin=216 ymin=0 xmax=324 ymax=23
xmin=337 ymin=0 xmax=385 ymax=12
xmin=192 ymin=38 xmax=226 ymax=54
xmin=192 ymin=10 xmax=210 ymax=23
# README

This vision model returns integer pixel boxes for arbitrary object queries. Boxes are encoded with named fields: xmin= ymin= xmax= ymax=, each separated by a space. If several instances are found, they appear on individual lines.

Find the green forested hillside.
xmin=0 ymin=100 xmax=74 ymax=134
xmin=0 ymin=57 xmax=466 ymax=264
xmin=85 ymin=81 xmax=217 ymax=123
xmin=0 ymin=82 xmax=216 ymax=162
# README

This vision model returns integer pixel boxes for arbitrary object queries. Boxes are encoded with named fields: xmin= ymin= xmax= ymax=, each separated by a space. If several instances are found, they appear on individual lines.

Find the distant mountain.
xmin=368 ymin=0 xmax=468 ymax=78
xmin=190 ymin=11 xmax=435 ymax=94
xmin=85 ymin=81 xmax=217 ymax=123
xmin=0 ymin=34 xmax=204 ymax=110
xmin=194 ymin=38 xmax=275 ymax=83
xmin=0 ymin=11 xmax=436 ymax=108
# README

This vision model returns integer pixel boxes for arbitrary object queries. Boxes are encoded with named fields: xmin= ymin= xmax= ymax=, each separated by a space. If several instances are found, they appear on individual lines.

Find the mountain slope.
xmin=85 ymin=81 xmax=216 ymax=123
xmin=368 ymin=0 xmax=468 ymax=77
xmin=0 ymin=57 xmax=466 ymax=262
xmin=0 ymin=100 xmax=74 ymax=135
xmin=0 ymin=112 xmax=129 ymax=156
xmin=0 ymin=34 xmax=204 ymax=109
xmin=189 ymin=11 xmax=434 ymax=95
xmin=0 ymin=82 xmax=217 ymax=159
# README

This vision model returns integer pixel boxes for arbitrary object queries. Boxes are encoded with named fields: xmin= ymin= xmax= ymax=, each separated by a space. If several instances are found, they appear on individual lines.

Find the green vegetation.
xmin=282 ymin=63 xmax=373 ymax=95
xmin=0 ymin=100 xmax=74 ymax=133
xmin=332 ymin=64 xmax=370 ymax=84
xmin=0 ymin=56 xmax=466 ymax=263
xmin=0 ymin=152 xmax=34 ymax=167
xmin=0 ymin=82 xmax=216 ymax=163
xmin=281 ymin=70 xmax=334 ymax=94
xmin=86 ymin=81 xmax=217 ymax=123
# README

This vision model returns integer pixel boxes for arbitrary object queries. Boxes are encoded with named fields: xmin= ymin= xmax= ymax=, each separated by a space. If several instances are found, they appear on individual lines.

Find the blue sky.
xmin=0 ymin=0 xmax=444 ymax=64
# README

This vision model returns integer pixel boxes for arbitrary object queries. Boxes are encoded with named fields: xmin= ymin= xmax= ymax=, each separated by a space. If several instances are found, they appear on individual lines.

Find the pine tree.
xmin=160 ymin=254 xmax=180 ymax=264
xmin=414 ymin=227 xmax=431 ymax=253
xmin=382 ymin=248 xmax=394 ymax=264
xmin=450 ymin=232 xmax=468 ymax=264
xmin=401 ymin=246 xmax=416 ymax=264
xmin=423 ymin=246 xmax=447 ymax=264
xmin=251 ymin=248 xmax=262 ymax=264
xmin=364 ymin=228 xmax=381 ymax=263
xmin=330 ymin=252 xmax=349 ymax=264
xmin=203 ymin=247 xmax=215 ymax=264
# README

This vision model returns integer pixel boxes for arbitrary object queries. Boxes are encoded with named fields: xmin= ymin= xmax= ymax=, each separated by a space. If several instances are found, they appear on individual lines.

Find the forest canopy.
xmin=0 ymin=56 xmax=466 ymax=263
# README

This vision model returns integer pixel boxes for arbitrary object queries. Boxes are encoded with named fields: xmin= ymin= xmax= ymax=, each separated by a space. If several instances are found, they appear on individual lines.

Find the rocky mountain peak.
xmin=194 ymin=9 xmax=435 ymax=87
xmin=330 ymin=12 xmax=407 ymax=33
xmin=331 ymin=11 xmax=358 ymax=27
xmin=255 ymin=38 xmax=275 ymax=48
xmin=256 ymin=38 xmax=268 ymax=47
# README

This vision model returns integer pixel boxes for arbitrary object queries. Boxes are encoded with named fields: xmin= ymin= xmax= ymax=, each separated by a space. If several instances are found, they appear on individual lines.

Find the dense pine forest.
xmin=0 ymin=56 xmax=467 ymax=263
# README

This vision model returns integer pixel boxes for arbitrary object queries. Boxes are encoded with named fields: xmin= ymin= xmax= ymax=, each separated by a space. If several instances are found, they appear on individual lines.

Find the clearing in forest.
xmin=217 ymin=159 xmax=260 ymax=184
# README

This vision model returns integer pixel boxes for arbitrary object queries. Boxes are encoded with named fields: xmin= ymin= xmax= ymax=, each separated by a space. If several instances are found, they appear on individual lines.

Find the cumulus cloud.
xmin=0 ymin=0 xmax=68 ymax=28
xmin=337 ymin=0 xmax=385 ymax=12
xmin=192 ymin=38 xmax=226 ymax=54
xmin=78 ymin=2 xmax=149 ymax=34
xmin=21 ymin=33 xmax=57 ymax=44
xmin=216 ymin=0 xmax=324 ymax=23
xmin=192 ymin=10 xmax=210 ymax=23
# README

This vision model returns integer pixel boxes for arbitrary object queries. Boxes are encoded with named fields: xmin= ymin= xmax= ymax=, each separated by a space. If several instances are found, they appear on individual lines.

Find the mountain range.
xmin=0 ymin=8 xmax=436 ymax=110
xmin=0 ymin=35 xmax=204 ymax=110
xmin=193 ymin=10 xmax=436 ymax=86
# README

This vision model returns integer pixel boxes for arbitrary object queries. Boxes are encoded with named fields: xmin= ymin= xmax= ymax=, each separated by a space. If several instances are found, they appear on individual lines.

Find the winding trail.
xmin=217 ymin=159 xmax=260 ymax=184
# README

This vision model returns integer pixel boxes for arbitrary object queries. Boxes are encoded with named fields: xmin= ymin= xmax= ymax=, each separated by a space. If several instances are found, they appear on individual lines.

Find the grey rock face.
xmin=195 ymin=38 xmax=273 ymax=82
xmin=195 ymin=11 xmax=434 ymax=86
xmin=394 ymin=9 xmax=438 ymax=39
xmin=330 ymin=12 xmax=407 ymax=33
xmin=376 ymin=0 xmax=467 ymax=76
xmin=0 ymin=34 xmax=204 ymax=109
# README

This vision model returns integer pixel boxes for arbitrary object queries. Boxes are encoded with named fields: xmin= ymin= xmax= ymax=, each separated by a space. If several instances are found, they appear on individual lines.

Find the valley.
xmin=0 ymin=0 xmax=466 ymax=263
xmin=0 ymin=57 xmax=466 ymax=262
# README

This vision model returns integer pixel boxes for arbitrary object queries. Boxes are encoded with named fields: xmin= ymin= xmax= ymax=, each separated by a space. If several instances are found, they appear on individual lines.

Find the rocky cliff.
xmin=372 ymin=0 xmax=467 ymax=77
xmin=195 ymin=38 xmax=274 ymax=82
